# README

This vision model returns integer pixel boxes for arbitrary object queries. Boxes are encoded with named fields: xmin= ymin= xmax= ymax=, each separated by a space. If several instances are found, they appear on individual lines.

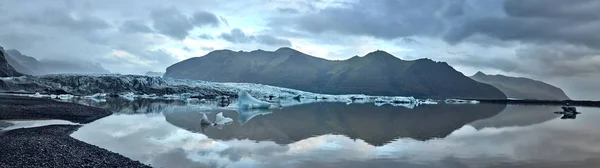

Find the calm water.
xmin=62 ymin=98 xmax=600 ymax=168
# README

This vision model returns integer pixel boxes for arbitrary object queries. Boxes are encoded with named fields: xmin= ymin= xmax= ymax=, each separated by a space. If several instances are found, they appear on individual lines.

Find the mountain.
xmin=39 ymin=59 xmax=110 ymax=74
xmin=471 ymin=71 xmax=570 ymax=100
xmin=0 ymin=47 xmax=23 ymax=77
xmin=4 ymin=49 xmax=43 ymax=75
xmin=165 ymin=48 xmax=506 ymax=99
xmin=145 ymin=71 xmax=164 ymax=77
xmin=3 ymin=49 xmax=110 ymax=75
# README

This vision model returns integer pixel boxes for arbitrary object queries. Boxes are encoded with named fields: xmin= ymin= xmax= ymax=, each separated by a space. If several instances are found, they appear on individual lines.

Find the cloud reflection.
xmin=72 ymin=107 xmax=600 ymax=168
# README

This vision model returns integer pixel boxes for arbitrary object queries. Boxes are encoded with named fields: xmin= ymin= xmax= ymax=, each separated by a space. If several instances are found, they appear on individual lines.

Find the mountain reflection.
xmin=164 ymin=102 xmax=506 ymax=146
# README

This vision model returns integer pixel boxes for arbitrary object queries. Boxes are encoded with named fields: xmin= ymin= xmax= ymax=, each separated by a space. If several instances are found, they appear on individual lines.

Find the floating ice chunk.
xmin=140 ymin=94 xmax=158 ymax=99
xmin=50 ymin=94 xmax=57 ymax=99
xmin=374 ymin=97 xmax=387 ymax=103
xmin=215 ymin=112 xmax=233 ymax=125
xmin=236 ymin=91 xmax=272 ymax=109
xmin=419 ymin=99 xmax=438 ymax=104
xmin=392 ymin=96 xmax=415 ymax=103
xmin=29 ymin=92 xmax=45 ymax=98
xmin=200 ymin=113 xmax=213 ymax=125
xmin=57 ymin=94 xmax=74 ymax=100
xmin=162 ymin=94 xmax=180 ymax=99
xmin=444 ymin=99 xmax=478 ymax=104
xmin=120 ymin=92 xmax=137 ymax=101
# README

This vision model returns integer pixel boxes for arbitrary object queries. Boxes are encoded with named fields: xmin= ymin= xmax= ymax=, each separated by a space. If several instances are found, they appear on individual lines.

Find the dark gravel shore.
xmin=0 ymin=95 xmax=111 ymax=124
xmin=0 ymin=125 xmax=151 ymax=168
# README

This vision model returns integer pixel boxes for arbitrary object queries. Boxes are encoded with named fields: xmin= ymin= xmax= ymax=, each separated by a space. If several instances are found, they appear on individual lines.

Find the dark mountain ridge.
xmin=2 ymin=48 xmax=110 ymax=75
xmin=165 ymin=48 xmax=506 ymax=99
xmin=471 ymin=71 xmax=569 ymax=100
xmin=0 ymin=47 xmax=23 ymax=77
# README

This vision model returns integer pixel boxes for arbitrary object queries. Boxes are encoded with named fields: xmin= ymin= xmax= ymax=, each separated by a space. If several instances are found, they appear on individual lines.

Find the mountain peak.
xmin=364 ymin=50 xmax=398 ymax=59
xmin=275 ymin=47 xmax=299 ymax=53
xmin=473 ymin=71 xmax=486 ymax=77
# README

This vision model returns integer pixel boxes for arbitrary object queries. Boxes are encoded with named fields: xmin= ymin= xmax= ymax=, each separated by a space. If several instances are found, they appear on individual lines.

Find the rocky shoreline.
xmin=0 ymin=95 xmax=151 ymax=167
xmin=0 ymin=95 xmax=111 ymax=124
xmin=0 ymin=125 xmax=150 ymax=167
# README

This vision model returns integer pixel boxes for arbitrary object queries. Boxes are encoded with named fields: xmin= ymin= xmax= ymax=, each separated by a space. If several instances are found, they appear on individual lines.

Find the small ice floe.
xmin=419 ymin=99 xmax=438 ymax=105
xmin=200 ymin=113 xmax=213 ymax=126
xmin=140 ymin=94 xmax=159 ymax=99
xmin=236 ymin=91 xmax=272 ymax=109
xmin=57 ymin=94 xmax=74 ymax=100
xmin=120 ymin=92 xmax=137 ymax=101
xmin=444 ymin=99 xmax=478 ymax=104
xmin=84 ymin=93 xmax=107 ymax=102
xmin=29 ymin=92 xmax=45 ymax=98
xmin=199 ymin=112 xmax=234 ymax=126
xmin=215 ymin=112 xmax=233 ymax=125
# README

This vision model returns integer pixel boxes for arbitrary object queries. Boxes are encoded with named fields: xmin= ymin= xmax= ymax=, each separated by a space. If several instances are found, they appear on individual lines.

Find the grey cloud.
xmin=120 ymin=20 xmax=154 ymax=33
xmin=256 ymin=35 xmax=292 ymax=46
xmin=449 ymin=44 xmax=600 ymax=77
xmin=276 ymin=7 xmax=299 ymax=14
xmin=220 ymin=28 xmax=291 ymax=47
xmin=196 ymin=34 xmax=214 ymax=40
xmin=504 ymin=0 xmax=600 ymax=20
xmin=220 ymin=28 xmax=254 ymax=43
xmin=16 ymin=9 xmax=111 ymax=32
xmin=138 ymin=49 xmax=179 ymax=66
xmin=150 ymin=7 xmax=194 ymax=40
xmin=150 ymin=8 xmax=222 ymax=40
xmin=270 ymin=0 xmax=453 ymax=40
xmin=191 ymin=11 xmax=220 ymax=27
xmin=446 ymin=0 xmax=600 ymax=49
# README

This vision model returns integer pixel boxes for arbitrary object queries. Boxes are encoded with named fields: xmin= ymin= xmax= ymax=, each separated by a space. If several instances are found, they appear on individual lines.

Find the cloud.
xmin=150 ymin=7 xmax=195 ymax=40
xmin=270 ymin=0 xmax=458 ymax=40
xmin=220 ymin=28 xmax=291 ymax=47
xmin=14 ymin=9 xmax=111 ymax=32
xmin=445 ymin=0 xmax=600 ymax=49
xmin=191 ymin=11 xmax=220 ymax=27
xmin=120 ymin=20 xmax=154 ymax=34
xmin=276 ymin=7 xmax=299 ymax=14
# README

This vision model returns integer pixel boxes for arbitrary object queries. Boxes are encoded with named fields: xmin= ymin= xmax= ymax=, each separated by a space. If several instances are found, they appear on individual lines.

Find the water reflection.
xmin=70 ymin=99 xmax=600 ymax=168
xmin=165 ymin=102 xmax=505 ymax=146
xmin=470 ymin=105 xmax=560 ymax=129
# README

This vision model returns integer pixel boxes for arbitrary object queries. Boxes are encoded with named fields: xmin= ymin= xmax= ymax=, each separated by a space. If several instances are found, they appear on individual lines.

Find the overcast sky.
xmin=1 ymin=0 xmax=599 ymax=99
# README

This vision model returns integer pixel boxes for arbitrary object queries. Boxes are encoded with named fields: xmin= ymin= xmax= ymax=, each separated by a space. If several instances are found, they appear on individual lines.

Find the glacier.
xmin=0 ymin=74 xmax=443 ymax=109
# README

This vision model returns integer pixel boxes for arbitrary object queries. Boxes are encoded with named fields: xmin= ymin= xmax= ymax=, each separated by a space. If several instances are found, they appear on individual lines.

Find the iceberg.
xmin=57 ymin=94 xmax=74 ymax=100
xmin=215 ymin=112 xmax=233 ymax=125
xmin=120 ymin=92 xmax=137 ymax=101
xmin=236 ymin=91 xmax=272 ymax=109
xmin=444 ymin=99 xmax=478 ymax=104
xmin=200 ymin=113 xmax=213 ymax=126
xmin=29 ymin=92 xmax=45 ymax=98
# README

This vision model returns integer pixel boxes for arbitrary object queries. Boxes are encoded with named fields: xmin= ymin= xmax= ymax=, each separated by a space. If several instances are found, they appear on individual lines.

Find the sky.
xmin=0 ymin=0 xmax=599 ymax=99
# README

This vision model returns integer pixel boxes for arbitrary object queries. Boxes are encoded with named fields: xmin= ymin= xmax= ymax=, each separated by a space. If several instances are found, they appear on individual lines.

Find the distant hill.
xmin=0 ymin=47 xmax=23 ymax=77
xmin=3 ymin=49 xmax=110 ymax=75
xmin=165 ymin=48 xmax=506 ymax=99
xmin=471 ymin=71 xmax=569 ymax=100
xmin=145 ymin=71 xmax=164 ymax=77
